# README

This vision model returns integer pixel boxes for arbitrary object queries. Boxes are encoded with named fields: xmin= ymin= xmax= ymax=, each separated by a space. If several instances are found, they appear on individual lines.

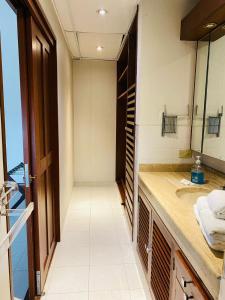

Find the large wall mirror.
xmin=191 ymin=25 xmax=225 ymax=164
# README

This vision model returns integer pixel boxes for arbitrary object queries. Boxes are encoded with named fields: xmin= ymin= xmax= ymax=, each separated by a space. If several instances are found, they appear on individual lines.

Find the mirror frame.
xmin=191 ymin=26 xmax=225 ymax=174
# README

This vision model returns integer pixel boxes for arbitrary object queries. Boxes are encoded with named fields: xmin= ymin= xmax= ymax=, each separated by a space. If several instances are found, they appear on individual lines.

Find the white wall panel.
xmin=136 ymin=0 xmax=197 ymax=164
xmin=73 ymin=60 xmax=116 ymax=184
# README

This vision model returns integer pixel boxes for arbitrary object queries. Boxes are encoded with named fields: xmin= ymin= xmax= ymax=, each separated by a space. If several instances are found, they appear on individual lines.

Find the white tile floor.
xmin=42 ymin=184 xmax=151 ymax=300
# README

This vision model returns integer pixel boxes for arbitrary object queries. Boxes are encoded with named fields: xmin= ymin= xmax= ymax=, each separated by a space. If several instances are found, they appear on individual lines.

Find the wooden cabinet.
xmin=137 ymin=195 xmax=150 ymax=273
xmin=137 ymin=188 xmax=213 ymax=300
xmin=175 ymin=251 xmax=211 ymax=300
xmin=116 ymin=10 xmax=138 ymax=237
xmin=150 ymin=219 xmax=173 ymax=300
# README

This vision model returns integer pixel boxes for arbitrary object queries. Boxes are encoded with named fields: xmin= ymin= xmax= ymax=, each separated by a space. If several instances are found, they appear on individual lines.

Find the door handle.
xmin=24 ymin=163 xmax=36 ymax=187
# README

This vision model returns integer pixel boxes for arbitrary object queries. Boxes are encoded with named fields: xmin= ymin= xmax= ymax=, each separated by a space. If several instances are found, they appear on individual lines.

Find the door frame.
xmin=0 ymin=0 xmax=60 ymax=298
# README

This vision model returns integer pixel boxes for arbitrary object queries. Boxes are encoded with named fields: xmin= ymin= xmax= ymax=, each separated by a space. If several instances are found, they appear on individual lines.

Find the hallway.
xmin=42 ymin=185 xmax=149 ymax=300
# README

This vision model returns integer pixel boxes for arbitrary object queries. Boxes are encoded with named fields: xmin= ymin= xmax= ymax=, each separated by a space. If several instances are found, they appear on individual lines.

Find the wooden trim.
xmin=17 ymin=7 xmax=36 ymax=299
xmin=11 ymin=0 xmax=55 ymax=44
xmin=117 ymin=90 xmax=128 ymax=100
xmin=118 ymin=66 xmax=128 ymax=82
xmin=181 ymin=0 xmax=225 ymax=41
xmin=51 ymin=43 xmax=60 ymax=242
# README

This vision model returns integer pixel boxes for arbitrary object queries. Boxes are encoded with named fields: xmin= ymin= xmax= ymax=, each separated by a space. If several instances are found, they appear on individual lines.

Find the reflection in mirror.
xmin=203 ymin=35 xmax=225 ymax=160
xmin=191 ymin=41 xmax=209 ymax=153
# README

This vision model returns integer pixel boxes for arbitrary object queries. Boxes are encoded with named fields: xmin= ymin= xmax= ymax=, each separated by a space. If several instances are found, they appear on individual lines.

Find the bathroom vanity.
xmin=137 ymin=170 xmax=225 ymax=300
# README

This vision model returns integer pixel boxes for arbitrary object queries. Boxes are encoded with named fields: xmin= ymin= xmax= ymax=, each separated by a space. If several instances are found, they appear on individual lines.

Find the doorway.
xmin=0 ymin=0 xmax=60 ymax=298
xmin=0 ymin=0 xmax=31 ymax=299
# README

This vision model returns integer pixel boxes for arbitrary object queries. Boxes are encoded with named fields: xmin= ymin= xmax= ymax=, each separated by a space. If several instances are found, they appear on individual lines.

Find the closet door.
xmin=124 ymin=12 xmax=138 ymax=233
xmin=125 ymin=83 xmax=136 ymax=229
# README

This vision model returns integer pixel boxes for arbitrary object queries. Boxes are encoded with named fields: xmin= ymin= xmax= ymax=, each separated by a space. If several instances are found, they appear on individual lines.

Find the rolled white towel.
xmin=194 ymin=203 xmax=225 ymax=251
xmin=196 ymin=196 xmax=208 ymax=211
xmin=207 ymin=190 xmax=225 ymax=219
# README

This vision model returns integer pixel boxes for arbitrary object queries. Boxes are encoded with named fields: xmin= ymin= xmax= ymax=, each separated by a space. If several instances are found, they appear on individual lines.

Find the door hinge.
xmin=36 ymin=271 xmax=45 ymax=296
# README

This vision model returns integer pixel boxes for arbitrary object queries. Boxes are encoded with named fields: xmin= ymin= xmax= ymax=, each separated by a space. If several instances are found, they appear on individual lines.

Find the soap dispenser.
xmin=191 ymin=156 xmax=205 ymax=184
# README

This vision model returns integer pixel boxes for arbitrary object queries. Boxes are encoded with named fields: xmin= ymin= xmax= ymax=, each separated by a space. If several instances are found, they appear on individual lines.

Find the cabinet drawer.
xmin=175 ymin=251 xmax=211 ymax=300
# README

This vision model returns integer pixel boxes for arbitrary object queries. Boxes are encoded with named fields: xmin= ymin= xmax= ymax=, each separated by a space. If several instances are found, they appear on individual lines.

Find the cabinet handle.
xmin=145 ymin=244 xmax=152 ymax=254
xmin=181 ymin=277 xmax=193 ymax=288
xmin=183 ymin=293 xmax=194 ymax=300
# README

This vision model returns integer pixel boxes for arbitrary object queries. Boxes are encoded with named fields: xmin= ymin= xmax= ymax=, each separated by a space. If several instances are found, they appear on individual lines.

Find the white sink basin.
xmin=176 ymin=187 xmax=210 ymax=202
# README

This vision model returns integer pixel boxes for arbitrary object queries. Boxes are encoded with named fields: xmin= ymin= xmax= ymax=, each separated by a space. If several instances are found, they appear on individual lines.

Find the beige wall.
xmin=136 ymin=0 xmax=197 ymax=164
xmin=37 ymin=0 xmax=74 ymax=227
xmin=73 ymin=60 xmax=116 ymax=184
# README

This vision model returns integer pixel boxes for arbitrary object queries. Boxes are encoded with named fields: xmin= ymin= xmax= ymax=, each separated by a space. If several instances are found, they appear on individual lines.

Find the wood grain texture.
xmin=139 ymin=171 xmax=224 ymax=299
xmin=181 ymin=0 xmax=225 ymax=41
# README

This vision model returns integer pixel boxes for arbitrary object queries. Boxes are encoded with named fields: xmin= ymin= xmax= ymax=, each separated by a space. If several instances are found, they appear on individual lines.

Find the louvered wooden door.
xmin=137 ymin=194 xmax=150 ymax=273
xmin=125 ymin=83 xmax=136 ymax=229
xmin=150 ymin=216 xmax=174 ymax=300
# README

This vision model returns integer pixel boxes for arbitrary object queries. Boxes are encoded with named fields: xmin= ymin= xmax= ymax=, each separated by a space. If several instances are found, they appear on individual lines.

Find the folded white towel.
xmin=194 ymin=201 xmax=225 ymax=251
xmin=196 ymin=196 xmax=208 ymax=211
xmin=207 ymin=190 xmax=225 ymax=219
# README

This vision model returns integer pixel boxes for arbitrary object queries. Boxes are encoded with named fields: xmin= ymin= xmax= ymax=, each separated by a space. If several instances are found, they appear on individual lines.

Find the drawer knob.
xmin=181 ymin=277 xmax=193 ymax=288
xmin=144 ymin=244 xmax=152 ymax=254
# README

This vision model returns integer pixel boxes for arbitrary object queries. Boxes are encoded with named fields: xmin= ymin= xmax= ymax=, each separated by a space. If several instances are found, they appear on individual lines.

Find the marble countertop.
xmin=139 ymin=170 xmax=225 ymax=299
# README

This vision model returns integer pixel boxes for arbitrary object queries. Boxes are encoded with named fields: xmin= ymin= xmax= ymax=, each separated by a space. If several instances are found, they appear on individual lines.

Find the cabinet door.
xmin=137 ymin=194 xmax=150 ymax=273
xmin=150 ymin=215 xmax=174 ymax=300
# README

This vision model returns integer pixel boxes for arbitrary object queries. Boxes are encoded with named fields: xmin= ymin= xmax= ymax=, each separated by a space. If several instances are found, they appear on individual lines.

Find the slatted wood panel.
xmin=125 ymin=84 xmax=136 ymax=227
xmin=150 ymin=221 xmax=172 ymax=300
xmin=137 ymin=196 xmax=150 ymax=272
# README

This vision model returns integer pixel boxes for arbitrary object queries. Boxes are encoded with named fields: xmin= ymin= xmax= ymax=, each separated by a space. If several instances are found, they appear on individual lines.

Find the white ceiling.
xmin=52 ymin=0 xmax=139 ymax=60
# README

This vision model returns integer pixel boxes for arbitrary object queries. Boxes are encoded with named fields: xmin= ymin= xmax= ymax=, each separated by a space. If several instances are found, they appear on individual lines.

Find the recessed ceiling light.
xmin=97 ymin=46 xmax=104 ymax=52
xmin=97 ymin=8 xmax=108 ymax=16
xmin=203 ymin=22 xmax=217 ymax=29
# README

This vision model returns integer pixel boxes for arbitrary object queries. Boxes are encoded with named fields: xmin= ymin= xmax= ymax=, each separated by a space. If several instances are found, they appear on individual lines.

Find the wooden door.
xmin=28 ymin=18 xmax=57 ymax=293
